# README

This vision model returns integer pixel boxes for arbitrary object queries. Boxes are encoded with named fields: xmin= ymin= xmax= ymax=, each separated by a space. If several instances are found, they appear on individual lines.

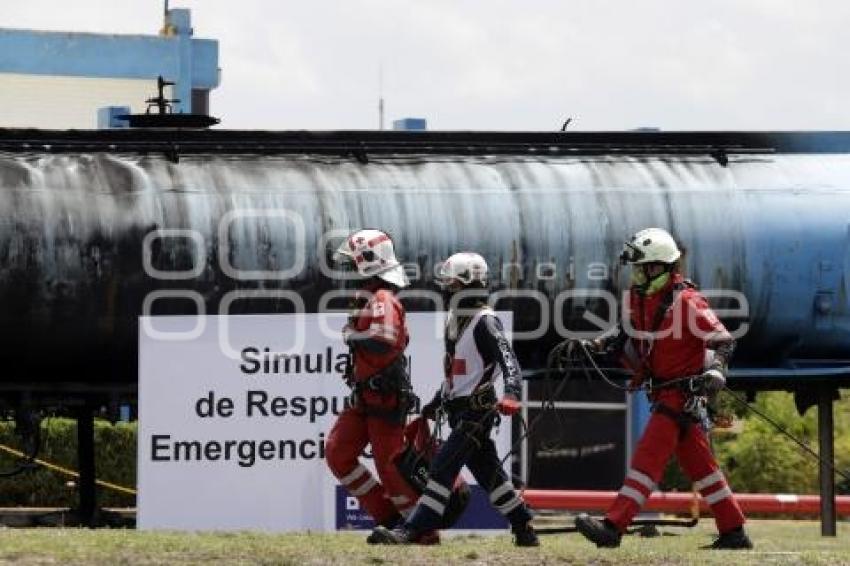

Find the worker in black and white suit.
xmin=370 ymin=252 xmax=539 ymax=547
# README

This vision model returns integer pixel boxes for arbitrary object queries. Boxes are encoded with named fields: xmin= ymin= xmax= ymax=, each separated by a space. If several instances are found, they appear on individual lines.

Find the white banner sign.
xmin=138 ymin=312 xmax=512 ymax=531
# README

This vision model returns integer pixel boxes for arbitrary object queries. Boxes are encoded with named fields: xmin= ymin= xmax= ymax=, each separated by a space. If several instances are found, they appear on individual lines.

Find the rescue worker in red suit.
xmin=575 ymin=228 xmax=753 ymax=550
xmin=369 ymin=252 xmax=539 ymax=547
xmin=324 ymin=229 xmax=423 ymax=541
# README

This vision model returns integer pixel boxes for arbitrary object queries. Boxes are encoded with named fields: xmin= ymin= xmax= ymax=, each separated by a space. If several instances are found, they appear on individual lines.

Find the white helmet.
xmin=333 ymin=229 xmax=408 ymax=288
xmin=437 ymin=252 xmax=489 ymax=288
xmin=620 ymin=228 xmax=681 ymax=265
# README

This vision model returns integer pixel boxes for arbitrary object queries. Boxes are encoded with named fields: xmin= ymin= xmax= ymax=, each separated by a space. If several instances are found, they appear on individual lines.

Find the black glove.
xmin=691 ymin=368 xmax=726 ymax=395
xmin=421 ymin=398 xmax=441 ymax=420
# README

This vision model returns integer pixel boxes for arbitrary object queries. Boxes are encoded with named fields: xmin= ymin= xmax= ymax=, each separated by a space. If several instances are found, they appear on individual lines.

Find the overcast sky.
xmin=3 ymin=1 xmax=849 ymax=131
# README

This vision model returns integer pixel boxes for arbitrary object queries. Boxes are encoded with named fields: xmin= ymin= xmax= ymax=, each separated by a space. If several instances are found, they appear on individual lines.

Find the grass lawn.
xmin=0 ymin=519 xmax=847 ymax=565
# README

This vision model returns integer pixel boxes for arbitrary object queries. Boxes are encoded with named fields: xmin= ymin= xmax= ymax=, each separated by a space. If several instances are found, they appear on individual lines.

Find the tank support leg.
xmin=76 ymin=405 xmax=97 ymax=528
xmin=818 ymin=386 xmax=836 ymax=537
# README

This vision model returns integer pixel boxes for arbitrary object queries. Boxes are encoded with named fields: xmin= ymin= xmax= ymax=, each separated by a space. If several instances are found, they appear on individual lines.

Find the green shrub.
xmin=0 ymin=418 xmax=136 ymax=507
xmin=659 ymin=391 xmax=850 ymax=495
xmin=718 ymin=391 xmax=850 ymax=495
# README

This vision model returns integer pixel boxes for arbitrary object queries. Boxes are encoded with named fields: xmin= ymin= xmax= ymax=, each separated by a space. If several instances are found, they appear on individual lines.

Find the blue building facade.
xmin=0 ymin=7 xmax=219 ymax=127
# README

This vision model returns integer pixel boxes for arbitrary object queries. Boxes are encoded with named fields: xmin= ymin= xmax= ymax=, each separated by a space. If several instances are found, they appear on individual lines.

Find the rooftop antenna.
xmin=160 ymin=0 xmax=173 ymax=35
xmin=378 ymin=63 xmax=385 ymax=130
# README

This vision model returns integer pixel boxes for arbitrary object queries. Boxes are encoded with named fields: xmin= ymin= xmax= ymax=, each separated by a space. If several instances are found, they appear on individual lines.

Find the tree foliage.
xmin=660 ymin=390 xmax=850 ymax=495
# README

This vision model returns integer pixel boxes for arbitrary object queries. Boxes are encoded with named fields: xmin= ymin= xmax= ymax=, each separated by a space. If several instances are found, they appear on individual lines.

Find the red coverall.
xmin=606 ymin=273 xmax=746 ymax=534
xmin=325 ymin=287 xmax=419 ymax=523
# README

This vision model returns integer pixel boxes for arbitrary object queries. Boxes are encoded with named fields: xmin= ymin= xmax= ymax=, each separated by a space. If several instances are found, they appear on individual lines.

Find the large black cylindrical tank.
xmin=0 ymin=130 xmax=848 ymax=394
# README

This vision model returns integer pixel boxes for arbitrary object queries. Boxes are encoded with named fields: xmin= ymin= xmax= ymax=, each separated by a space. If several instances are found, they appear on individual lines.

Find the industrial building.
xmin=0 ymin=6 xmax=219 ymax=129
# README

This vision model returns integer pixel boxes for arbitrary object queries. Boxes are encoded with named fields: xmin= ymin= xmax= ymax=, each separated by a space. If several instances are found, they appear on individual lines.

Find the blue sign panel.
xmin=336 ymin=484 xmax=508 ymax=530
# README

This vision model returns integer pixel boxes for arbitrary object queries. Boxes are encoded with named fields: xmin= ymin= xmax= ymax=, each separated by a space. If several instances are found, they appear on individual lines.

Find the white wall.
xmin=0 ymin=73 xmax=170 ymax=129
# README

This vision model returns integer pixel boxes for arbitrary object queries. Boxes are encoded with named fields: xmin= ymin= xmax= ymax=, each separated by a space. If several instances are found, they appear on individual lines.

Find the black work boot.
xmin=366 ymin=514 xmax=402 ymax=544
xmin=512 ymin=522 xmax=540 ymax=547
xmin=703 ymin=526 xmax=753 ymax=550
xmin=368 ymin=525 xmax=417 ymax=545
xmin=575 ymin=514 xmax=622 ymax=548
